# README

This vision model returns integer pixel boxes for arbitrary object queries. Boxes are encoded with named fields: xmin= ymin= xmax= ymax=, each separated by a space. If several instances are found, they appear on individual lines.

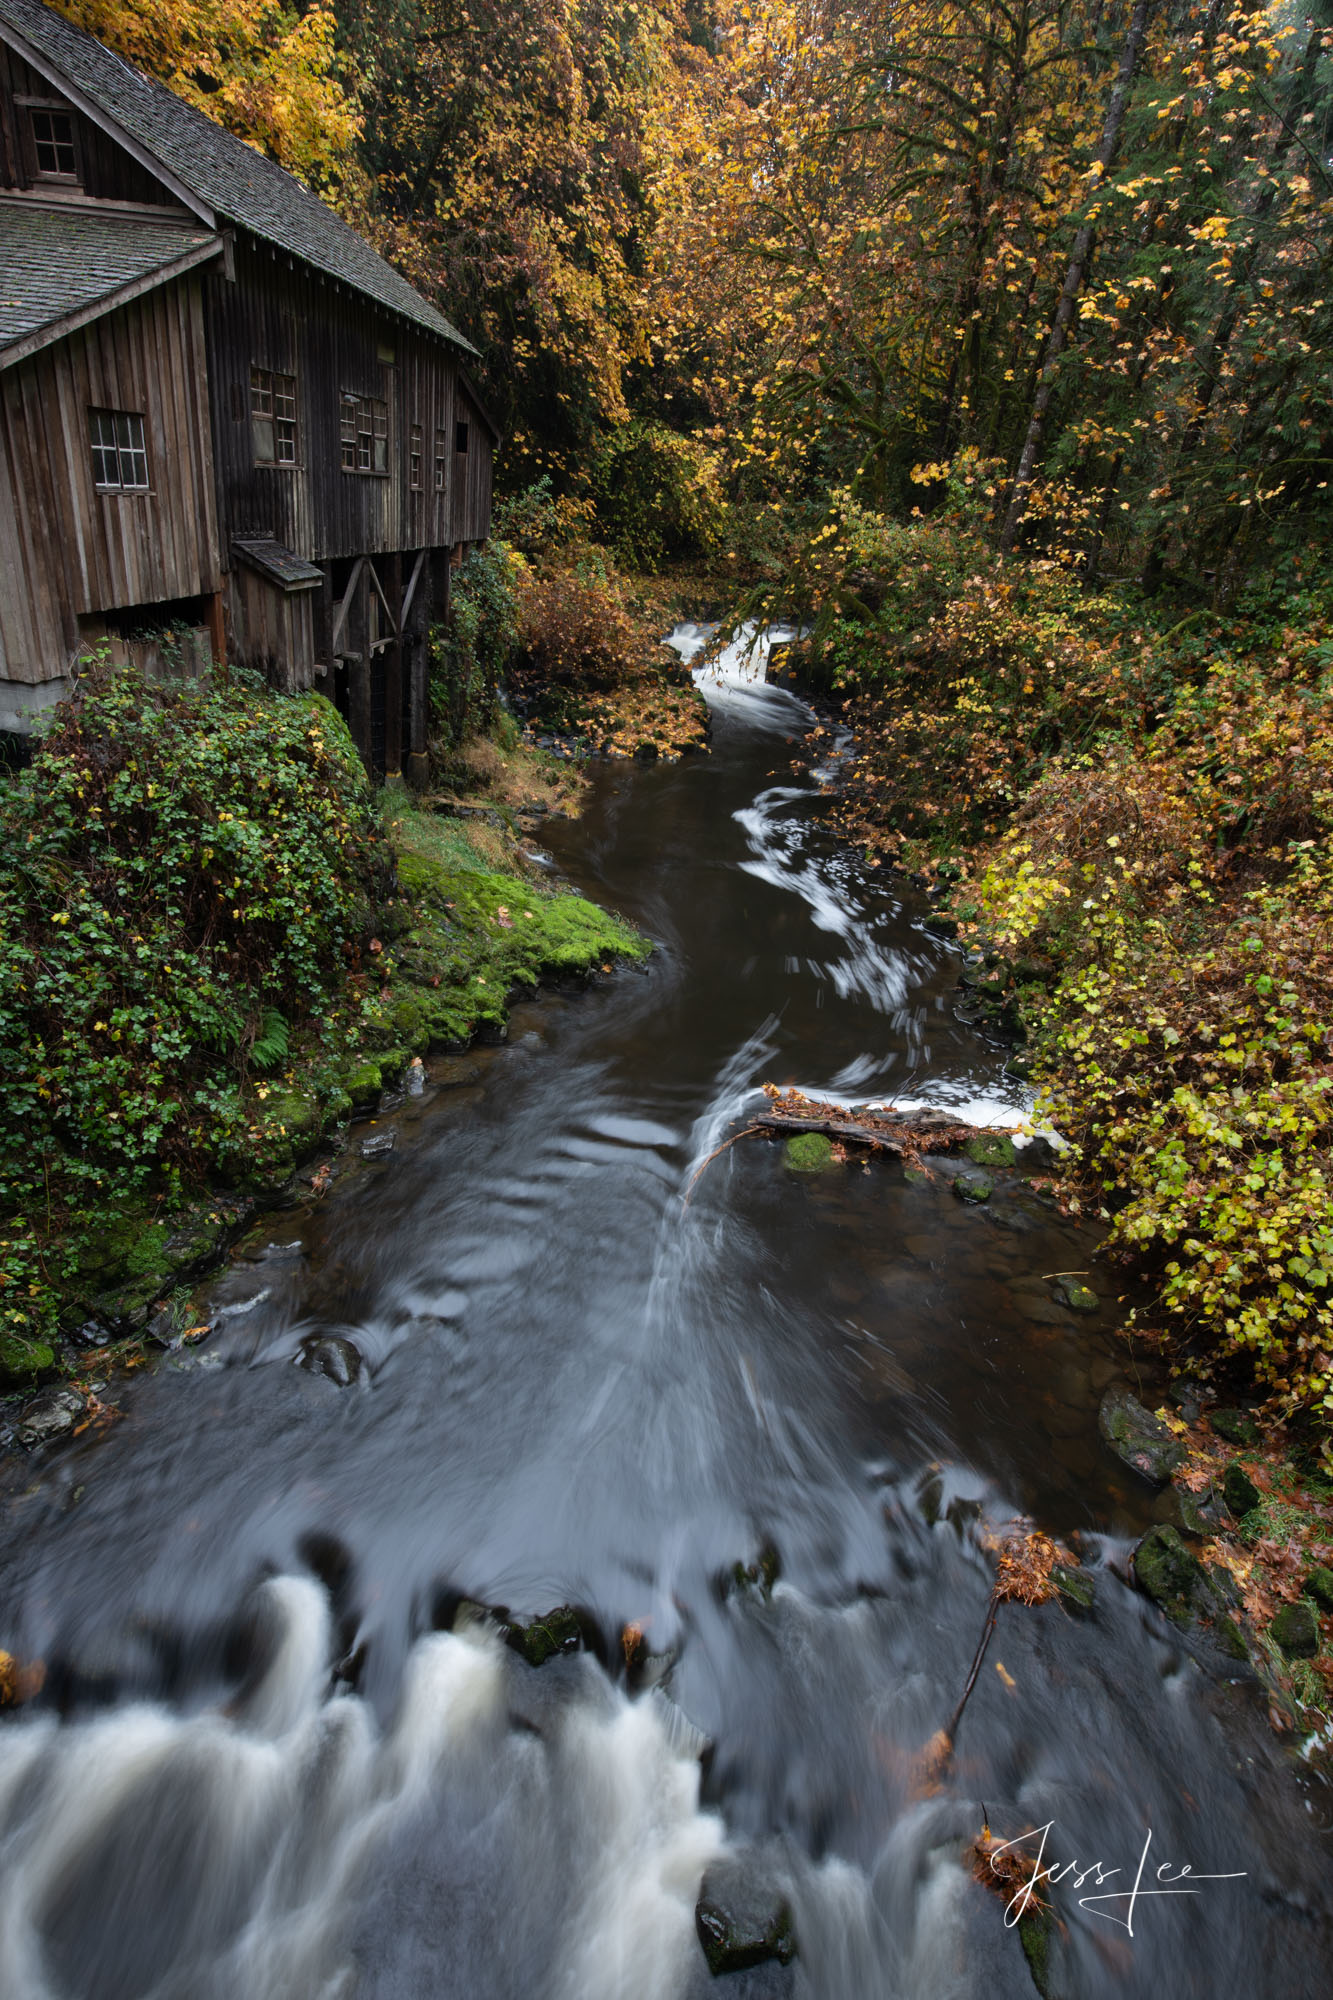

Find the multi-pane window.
xmin=409 ymin=423 xmax=422 ymax=490
xmin=89 ymin=409 xmax=148 ymax=491
xmin=250 ymin=367 xmax=298 ymax=465
xmin=434 ymin=428 xmax=447 ymax=491
xmin=30 ymin=109 xmax=77 ymax=179
xmin=455 ymin=420 xmax=470 ymax=455
xmin=339 ymin=392 xmax=388 ymax=473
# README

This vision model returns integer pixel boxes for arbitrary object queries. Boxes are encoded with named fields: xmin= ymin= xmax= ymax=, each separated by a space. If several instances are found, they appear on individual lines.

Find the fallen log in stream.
xmin=754 ymin=1086 xmax=978 ymax=1156
xmin=684 ymin=1088 xmax=1002 ymax=1203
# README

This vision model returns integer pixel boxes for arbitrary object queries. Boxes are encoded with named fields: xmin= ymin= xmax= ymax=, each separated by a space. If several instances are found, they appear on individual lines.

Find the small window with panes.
xmin=89 ymin=409 xmax=149 ymax=492
xmin=339 ymin=393 xmax=388 ymax=473
xmin=28 ymin=106 xmax=79 ymax=182
xmin=251 ymin=367 xmax=299 ymax=466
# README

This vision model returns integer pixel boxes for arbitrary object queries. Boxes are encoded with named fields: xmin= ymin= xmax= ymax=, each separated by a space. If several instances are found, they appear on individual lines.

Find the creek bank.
xmin=0 ymin=752 xmax=649 ymax=1454
xmin=1094 ymin=1383 xmax=1333 ymax=1727
xmin=767 ymin=601 xmax=1333 ymax=1734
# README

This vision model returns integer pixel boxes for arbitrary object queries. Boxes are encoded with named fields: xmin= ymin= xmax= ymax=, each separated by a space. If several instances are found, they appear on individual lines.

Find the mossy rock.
xmin=0 ymin=1332 xmax=56 ymax=1388
xmin=1223 ymin=1462 xmax=1261 ymax=1518
xmin=1052 ymin=1563 xmax=1095 ymax=1617
xmin=503 ymin=1604 xmax=583 ymax=1667
xmin=902 ymin=1165 xmax=932 ymax=1187
xmin=1270 ymin=1601 xmax=1318 ymax=1659
xmin=1213 ymin=1614 xmax=1250 ymax=1661
xmin=390 ymin=995 xmax=430 ymax=1051
xmin=1018 ymin=1904 xmax=1056 ymax=1999
xmin=1305 ymin=1566 xmax=1333 ymax=1614
xmin=1052 ymin=1279 xmax=1098 ymax=1314
xmin=953 ymin=1170 xmax=993 ymax=1204
xmin=729 ymin=1544 xmax=781 ymax=1600
xmin=1211 ymin=1408 xmax=1260 ymax=1447
xmin=91 ymin=1271 xmax=167 ymax=1330
xmin=1099 ymin=1388 xmax=1185 ymax=1484
xmin=73 ymin=1208 xmax=169 ymax=1283
xmin=785 ymin=1133 xmax=833 ymax=1173
xmin=695 ymin=1862 xmax=797 ymax=1976
xmin=1134 ymin=1524 xmax=1205 ymax=1624
xmin=964 ymin=1132 xmax=1016 ymax=1169
xmin=343 ymin=1061 xmax=383 ymax=1108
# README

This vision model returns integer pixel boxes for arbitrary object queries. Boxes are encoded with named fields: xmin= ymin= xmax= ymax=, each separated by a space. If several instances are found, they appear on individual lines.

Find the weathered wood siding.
xmin=0 ymin=273 xmax=219 ymax=683
xmin=452 ymin=379 xmax=493 ymax=546
xmin=205 ymin=235 xmax=476 ymax=565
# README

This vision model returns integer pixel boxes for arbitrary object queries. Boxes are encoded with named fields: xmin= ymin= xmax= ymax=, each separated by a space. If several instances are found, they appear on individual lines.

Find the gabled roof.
xmin=0 ymin=0 xmax=474 ymax=355
xmin=0 ymin=198 xmax=221 ymax=364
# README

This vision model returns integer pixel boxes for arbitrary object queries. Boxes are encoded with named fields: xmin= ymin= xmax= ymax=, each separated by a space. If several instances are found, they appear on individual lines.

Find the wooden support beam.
xmin=384 ymin=549 xmax=404 ymax=779
xmin=329 ymin=557 xmax=365 ymax=657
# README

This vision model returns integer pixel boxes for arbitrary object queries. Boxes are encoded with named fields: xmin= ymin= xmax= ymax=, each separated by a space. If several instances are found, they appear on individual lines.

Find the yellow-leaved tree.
xmin=54 ymin=0 xmax=362 ymax=194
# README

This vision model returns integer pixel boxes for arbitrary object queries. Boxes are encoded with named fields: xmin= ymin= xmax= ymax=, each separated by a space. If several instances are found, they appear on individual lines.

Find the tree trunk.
xmin=1000 ymin=0 xmax=1155 ymax=552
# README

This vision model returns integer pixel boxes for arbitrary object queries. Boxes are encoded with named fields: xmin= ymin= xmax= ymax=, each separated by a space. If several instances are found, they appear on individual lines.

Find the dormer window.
xmin=29 ymin=108 xmax=78 ymax=181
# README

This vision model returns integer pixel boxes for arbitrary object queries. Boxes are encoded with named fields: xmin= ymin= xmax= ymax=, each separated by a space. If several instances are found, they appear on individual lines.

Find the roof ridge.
xmin=0 ymin=0 xmax=477 ymax=356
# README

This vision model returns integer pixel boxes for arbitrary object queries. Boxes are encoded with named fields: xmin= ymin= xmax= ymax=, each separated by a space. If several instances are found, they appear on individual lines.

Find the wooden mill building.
xmin=0 ymin=0 xmax=495 ymax=779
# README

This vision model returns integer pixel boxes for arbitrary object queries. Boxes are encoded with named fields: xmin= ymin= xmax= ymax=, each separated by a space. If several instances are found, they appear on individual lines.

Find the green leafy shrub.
xmin=0 ymin=658 xmax=382 ymax=1335
xmin=430 ymin=540 xmax=523 ymax=750
xmin=589 ymin=421 xmax=725 ymax=571
xmin=976 ymin=640 xmax=1333 ymax=1423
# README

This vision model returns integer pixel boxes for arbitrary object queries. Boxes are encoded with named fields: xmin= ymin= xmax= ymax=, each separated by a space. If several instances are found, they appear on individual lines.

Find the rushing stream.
xmin=1 ymin=637 xmax=1331 ymax=1998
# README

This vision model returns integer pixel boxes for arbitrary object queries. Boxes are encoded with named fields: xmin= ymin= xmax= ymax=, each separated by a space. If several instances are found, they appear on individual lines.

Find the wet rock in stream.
xmin=1132 ymin=1526 xmax=1248 ymax=1659
xmin=17 ymin=1386 xmax=86 ymax=1448
xmin=695 ymin=1858 xmax=797 ymax=1976
xmin=1098 ymin=1387 xmax=1185 ymax=1484
xmin=963 ymin=1132 xmax=1015 ymax=1169
xmin=502 ymin=1604 xmax=583 ymax=1667
xmin=952 ymin=1170 xmax=994 ymax=1205
xmin=296 ymin=1335 xmax=363 ymax=1387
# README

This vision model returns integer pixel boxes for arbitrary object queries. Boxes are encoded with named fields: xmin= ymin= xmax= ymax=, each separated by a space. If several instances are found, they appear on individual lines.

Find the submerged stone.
xmin=785 ymin=1133 xmax=833 ymax=1173
xmin=360 ymin=1130 xmax=397 ymax=1161
xmin=297 ymin=1335 xmax=363 ymax=1388
xmin=953 ymin=1170 xmax=993 ymax=1205
xmin=1052 ymin=1563 xmax=1096 ymax=1616
xmin=1098 ymin=1388 xmax=1185 ymax=1484
xmin=695 ymin=1859 xmax=797 ymax=1976
xmin=1052 ymin=1279 xmax=1098 ymax=1314
xmin=1270 ymin=1601 xmax=1318 ymax=1659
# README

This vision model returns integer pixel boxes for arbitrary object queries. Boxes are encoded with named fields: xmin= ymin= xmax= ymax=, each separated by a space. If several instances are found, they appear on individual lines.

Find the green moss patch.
xmin=370 ymin=804 xmax=649 ymax=1055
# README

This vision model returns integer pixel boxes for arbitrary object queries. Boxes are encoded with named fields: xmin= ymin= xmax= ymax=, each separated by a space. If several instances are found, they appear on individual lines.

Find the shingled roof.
xmin=0 ymin=198 xmax=220 ymax=360
xmin=0 ymin=0 xmax=474 ymax=354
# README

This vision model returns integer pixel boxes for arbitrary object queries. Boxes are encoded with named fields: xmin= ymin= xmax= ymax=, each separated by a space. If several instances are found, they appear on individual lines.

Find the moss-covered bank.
xmin=0 ymin=665 xmax=647 ymax=1408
